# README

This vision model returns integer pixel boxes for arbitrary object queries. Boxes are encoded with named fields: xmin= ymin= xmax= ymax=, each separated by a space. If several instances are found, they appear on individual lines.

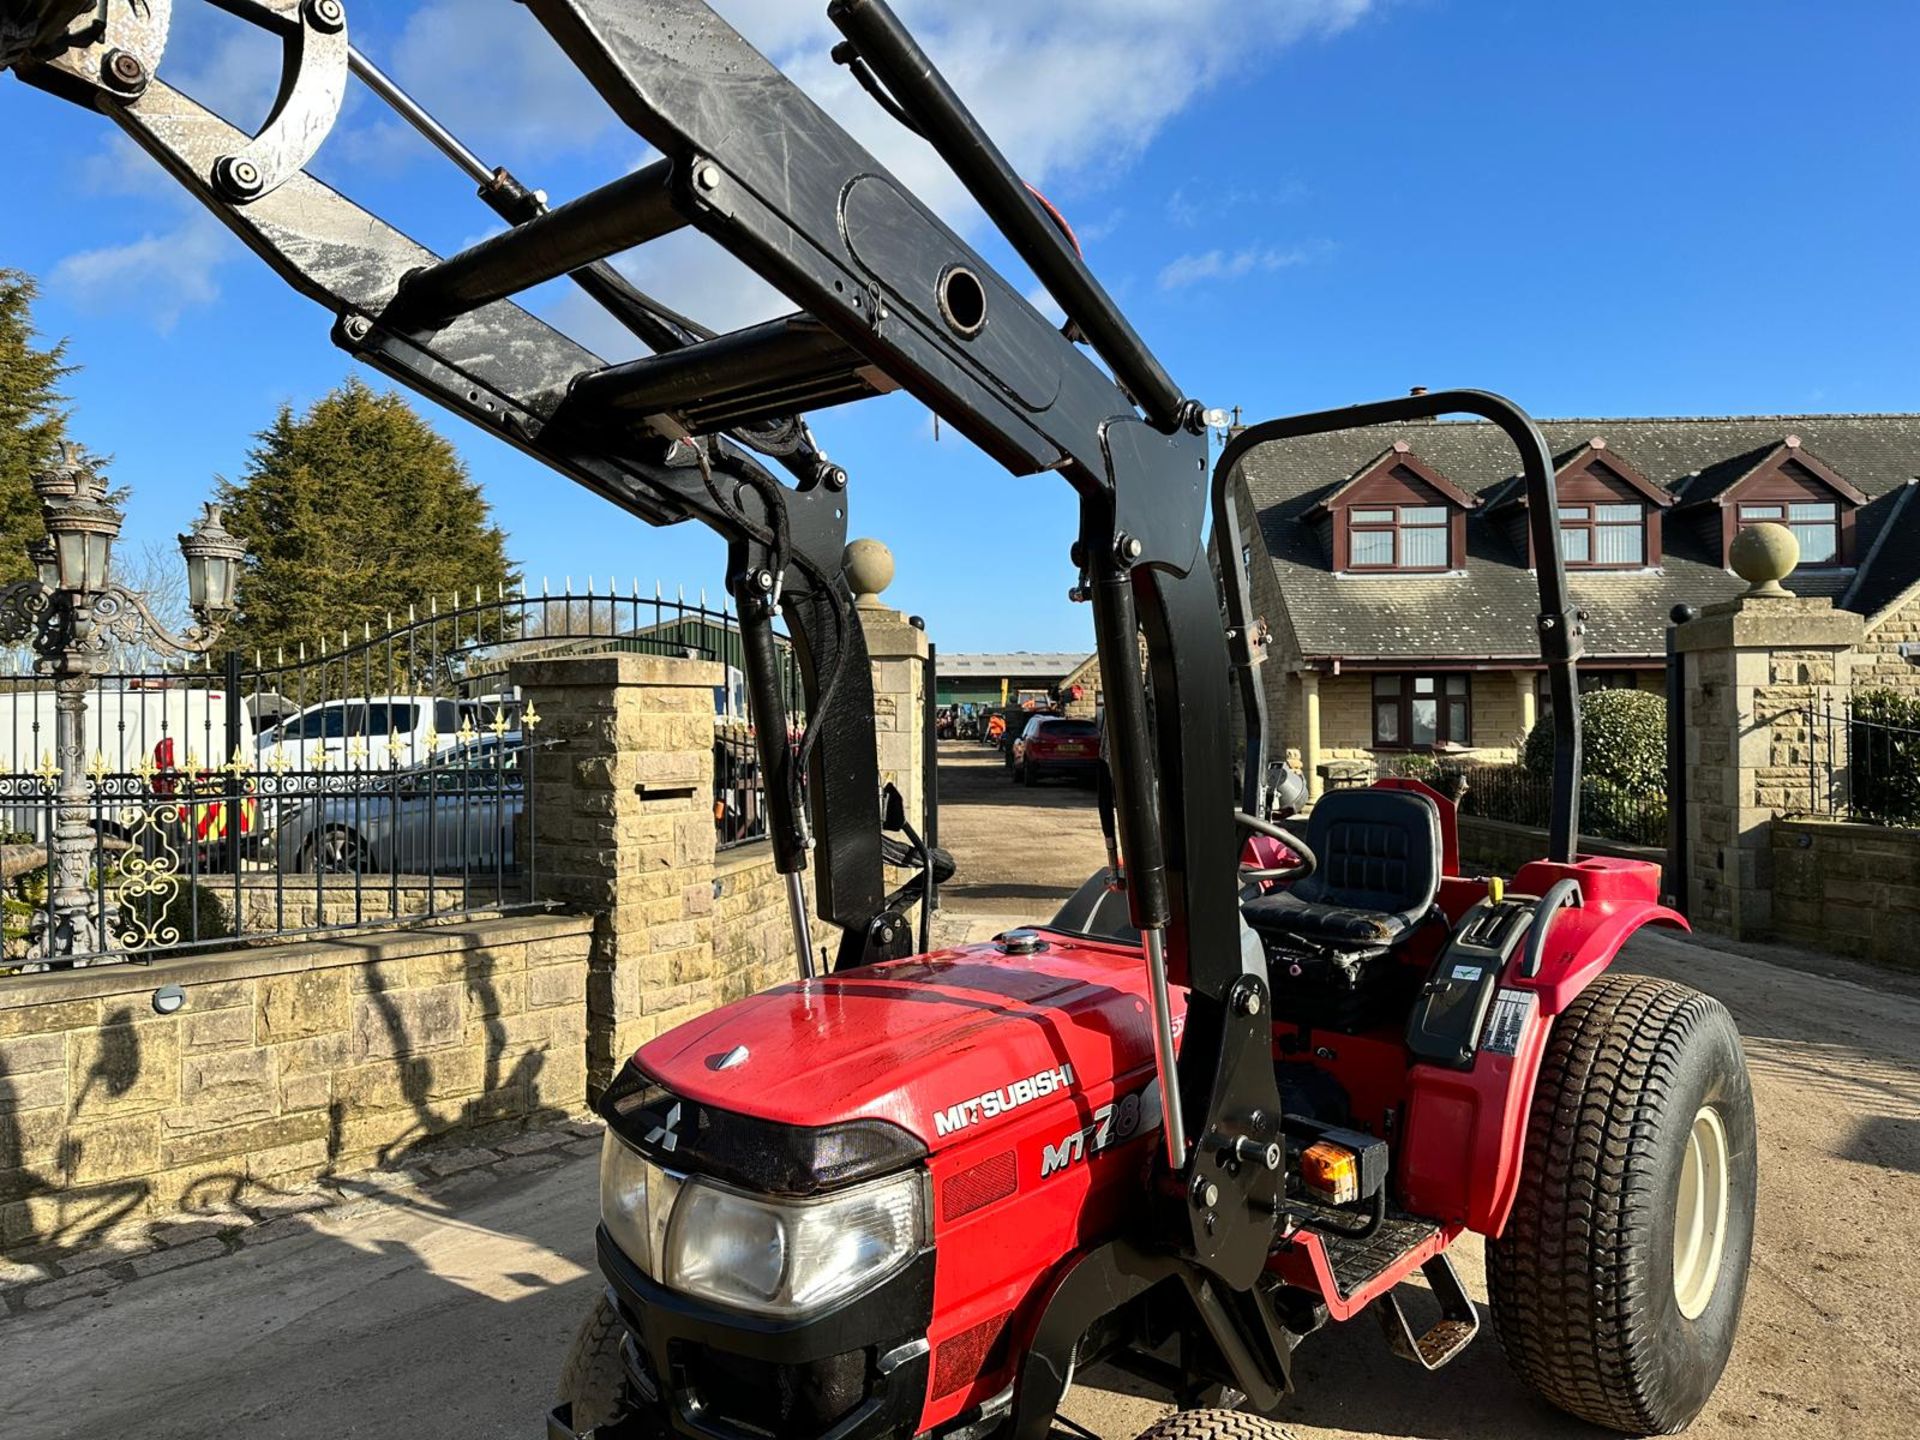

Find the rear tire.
xmin=1488 ymin=972 xmax=1756 ymax=1435
xmin=1132 ymin=1411 xmax=1287 ymax=1440
xmin=557 ymin=1294 xmax=640 ymax=1434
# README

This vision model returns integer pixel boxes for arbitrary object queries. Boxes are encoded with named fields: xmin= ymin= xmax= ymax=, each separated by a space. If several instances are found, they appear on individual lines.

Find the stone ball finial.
xmin=1730 ymin=521 xmax=1799 ymax=598
xmin=843 ymin=538 xmax=895 ymax=607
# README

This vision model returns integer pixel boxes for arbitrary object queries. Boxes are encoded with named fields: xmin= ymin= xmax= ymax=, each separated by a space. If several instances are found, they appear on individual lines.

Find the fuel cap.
xmin=995 ymin=928 xmax=1048 ymax=955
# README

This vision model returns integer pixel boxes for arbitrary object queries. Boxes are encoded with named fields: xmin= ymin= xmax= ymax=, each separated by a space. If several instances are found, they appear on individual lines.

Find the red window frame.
xmin=1559 ymin=502 xmax=1646 ymax=568
xmin=1347 ymin=505 xmax=1452 ymax=572
xmin=1736 ymin=500 xmax=1840 ymax=566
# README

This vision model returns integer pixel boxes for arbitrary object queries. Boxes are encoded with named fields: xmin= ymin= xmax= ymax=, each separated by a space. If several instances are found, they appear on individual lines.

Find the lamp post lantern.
xmin=0 ymin=444 xmax=247 ymax=961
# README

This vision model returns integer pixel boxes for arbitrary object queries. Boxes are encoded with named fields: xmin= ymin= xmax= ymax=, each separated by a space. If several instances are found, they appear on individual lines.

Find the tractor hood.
xmin=633 ymin=932 xmax=1179 ymax=1150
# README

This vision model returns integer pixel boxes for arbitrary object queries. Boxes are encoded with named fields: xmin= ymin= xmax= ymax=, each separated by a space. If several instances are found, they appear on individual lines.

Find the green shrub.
xmin=1526 ymin=687 xmax=1667 ymax=793
xmin=1850 ymin=688 xmax=1920 ymax=826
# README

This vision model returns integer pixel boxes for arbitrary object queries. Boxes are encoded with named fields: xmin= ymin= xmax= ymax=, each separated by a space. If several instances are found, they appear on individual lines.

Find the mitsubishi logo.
xmin=644 ymin=1101 xmax=684 ymax=1153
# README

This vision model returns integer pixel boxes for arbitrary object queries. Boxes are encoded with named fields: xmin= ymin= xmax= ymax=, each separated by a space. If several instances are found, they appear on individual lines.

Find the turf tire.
xmin=1131 ymin=1411 xmax=1287 ymax=1440
xmin=1488 ymin=972 xmax=1756 ymax=1435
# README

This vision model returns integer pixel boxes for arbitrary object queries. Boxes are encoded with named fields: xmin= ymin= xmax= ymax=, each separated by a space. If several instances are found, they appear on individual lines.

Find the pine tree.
xmin=218 ymin=379 xmax=518 ymax=671
xmin=0 ymin=269 xmax=76 ymax=585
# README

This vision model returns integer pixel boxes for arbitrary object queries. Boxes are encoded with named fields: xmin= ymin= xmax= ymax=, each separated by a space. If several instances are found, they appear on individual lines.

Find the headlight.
xmin=598 ymin=1133 xmax=925 ymax=1319
xmin=599 ymin=1132 xmax=679 ymax=1277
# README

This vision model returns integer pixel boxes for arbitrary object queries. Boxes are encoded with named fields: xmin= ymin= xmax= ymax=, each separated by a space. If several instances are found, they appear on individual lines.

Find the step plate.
xmin=1288 ymin=1202 xmax=1443 ymax=1304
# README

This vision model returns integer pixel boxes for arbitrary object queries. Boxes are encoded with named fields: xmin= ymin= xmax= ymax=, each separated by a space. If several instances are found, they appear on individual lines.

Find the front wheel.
xmin=557 ymin=1294 xmax=639 ymax=1434
xmin=1489 ymin=972 xmax=1757 ymax=1435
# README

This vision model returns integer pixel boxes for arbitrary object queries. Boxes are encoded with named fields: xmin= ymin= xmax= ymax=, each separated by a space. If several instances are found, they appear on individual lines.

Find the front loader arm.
xmin=6 ymin=0 xmax=1294 ymax=1349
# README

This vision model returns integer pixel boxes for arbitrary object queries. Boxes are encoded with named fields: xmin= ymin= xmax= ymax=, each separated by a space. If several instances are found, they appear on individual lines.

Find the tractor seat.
xmin=1242 ymin=787 xmax=1442 ymax=950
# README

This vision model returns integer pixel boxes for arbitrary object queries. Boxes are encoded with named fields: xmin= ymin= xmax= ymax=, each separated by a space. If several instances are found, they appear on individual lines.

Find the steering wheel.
xmin=1236 ymin=810 xmax=1317 ymax=886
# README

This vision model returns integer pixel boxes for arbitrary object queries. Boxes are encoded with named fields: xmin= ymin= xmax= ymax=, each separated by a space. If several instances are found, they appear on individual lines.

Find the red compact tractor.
xmin=6 ymin=5 xmax=1756 ymax=1438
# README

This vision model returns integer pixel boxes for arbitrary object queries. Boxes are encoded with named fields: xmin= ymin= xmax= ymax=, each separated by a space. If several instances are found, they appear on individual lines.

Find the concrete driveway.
xmin=3 ymin=743 xmax=1915 ymax=1438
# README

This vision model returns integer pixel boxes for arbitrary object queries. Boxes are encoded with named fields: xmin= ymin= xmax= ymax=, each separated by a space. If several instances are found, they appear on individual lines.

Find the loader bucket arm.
xmin=5 ymin=0 xmax=1497 ymax=1321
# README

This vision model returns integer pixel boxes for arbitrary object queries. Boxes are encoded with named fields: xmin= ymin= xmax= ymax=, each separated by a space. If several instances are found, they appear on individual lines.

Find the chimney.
xmin=1408 ymin=385 xmax=1432 ymax=421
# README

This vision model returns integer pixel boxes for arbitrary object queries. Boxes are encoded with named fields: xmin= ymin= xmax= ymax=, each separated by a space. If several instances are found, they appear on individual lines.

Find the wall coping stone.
xmin=715 ymin=842 xmax=775 ymax=882
xmin=0 ymin=911 xmax=594 ymax=1010
xmin=1772 ymin=816 xmax=1920 ymax=845
xmin=860 ymin=605 xmax=930 ymax=661
xmin=507 ymin=652 xmax=723 ymax=690
xmin=1673 ymin=594 xmax=1864 ymax=654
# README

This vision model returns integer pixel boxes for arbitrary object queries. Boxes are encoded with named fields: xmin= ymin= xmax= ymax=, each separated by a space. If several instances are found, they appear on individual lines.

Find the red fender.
xmin=1397 ymin=856 xmax=1688 ymax=1237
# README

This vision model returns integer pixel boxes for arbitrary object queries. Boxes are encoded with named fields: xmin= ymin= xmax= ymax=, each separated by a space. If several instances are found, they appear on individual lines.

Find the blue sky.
xmin=2 ymin=1 xmax=1916 ymax=653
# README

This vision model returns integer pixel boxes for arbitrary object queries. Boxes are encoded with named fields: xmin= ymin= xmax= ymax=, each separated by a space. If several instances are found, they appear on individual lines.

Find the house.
xmin=1231 ymin=413 xmax=1920 ymax=792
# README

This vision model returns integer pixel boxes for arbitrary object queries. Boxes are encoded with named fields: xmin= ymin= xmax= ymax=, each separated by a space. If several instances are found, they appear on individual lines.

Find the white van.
xmin=254 ymin=693 xmax=523 ymax=771
xmin=0 ymin=682 xmax=250 ymax=841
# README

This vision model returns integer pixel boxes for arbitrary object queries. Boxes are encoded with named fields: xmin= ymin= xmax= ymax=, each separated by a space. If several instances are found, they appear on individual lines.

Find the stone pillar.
xmin=1300 ymin=671 xmax=1324 ymax=798
xmin=846 ymin=539 xmax=931 ymax=829
xmin=1515 ymin=671 xmax=1538 ymax=742
xmin=510 ymin=653 xmax=724 ymax=1098
xmin=1673 ymin=526 xmax=1863 ymax=938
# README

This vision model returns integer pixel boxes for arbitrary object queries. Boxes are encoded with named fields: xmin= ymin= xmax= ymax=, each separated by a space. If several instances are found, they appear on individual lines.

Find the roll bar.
xmin=1212 ymin=389 xmax=1586 ymax=864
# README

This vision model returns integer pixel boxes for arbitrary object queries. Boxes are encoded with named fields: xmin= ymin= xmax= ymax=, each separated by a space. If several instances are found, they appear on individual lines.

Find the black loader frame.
xmin=5 ymin=0 xmax=1589 ymax=1417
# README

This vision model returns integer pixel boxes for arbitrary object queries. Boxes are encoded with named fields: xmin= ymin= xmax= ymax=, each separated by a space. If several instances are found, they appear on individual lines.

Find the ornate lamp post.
xmin=0 ymin=444 xmax=246 ymax=959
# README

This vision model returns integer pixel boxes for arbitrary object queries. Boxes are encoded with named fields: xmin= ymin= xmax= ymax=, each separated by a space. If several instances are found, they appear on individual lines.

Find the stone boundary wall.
xmin=713 ymin=845 xmax=840 ymax=997
xmin=1769 ymin=818 xmax=1920 ymax=969
xmin=1456 ymin=814 xmax=1666 ymax=879
xmin=0 ymin=912 xmax=591 ymax=1259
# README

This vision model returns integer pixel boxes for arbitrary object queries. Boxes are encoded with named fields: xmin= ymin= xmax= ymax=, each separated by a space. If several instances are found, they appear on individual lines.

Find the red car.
xmin=1010 ymin=716 xmax=1100 ymax=785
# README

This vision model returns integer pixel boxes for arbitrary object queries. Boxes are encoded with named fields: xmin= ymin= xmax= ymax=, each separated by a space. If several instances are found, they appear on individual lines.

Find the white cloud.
xmin=1158 ymin=242 xmax=1326 ymax=290
xmin=51 ymin=214 xmax=232 ymax=332
xmin=378 ymin=0 xmax=1372 ymax=328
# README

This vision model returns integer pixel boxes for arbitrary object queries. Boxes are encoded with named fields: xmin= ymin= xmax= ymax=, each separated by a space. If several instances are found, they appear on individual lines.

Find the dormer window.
xmin=1715 ymin=435 xmax=1864 ymax=569
xmin=1310 ymin=441 xmax=1479 ymax=574
xmin=1560 ymin=502 xmax=1647 ymax=566
xmin=1736 ymin=500 xmax=1838 ymax=564
xmin=1493 ymin=438 xmax=1673 ymax=572
xmin=1351 ymin=505 xmax=1449 ymax=569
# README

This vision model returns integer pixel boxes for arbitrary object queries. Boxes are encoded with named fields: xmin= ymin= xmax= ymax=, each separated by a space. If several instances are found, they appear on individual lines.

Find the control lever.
xmin=1519 ymin=879 xmax=1584 ymax=978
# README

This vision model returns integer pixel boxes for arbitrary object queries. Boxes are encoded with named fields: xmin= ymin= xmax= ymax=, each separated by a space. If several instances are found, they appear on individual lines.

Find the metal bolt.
xmin=1232 ymin=1136 xmax=1282 ymax=1172
xmin=341 ymin=315 xmax=372 ymax=342
xmin=753 ymin=569 xmax=775 ymax=593
xmin=824 ymin=466 xmax=848 ymax=492
xmin=1192 ymin=1177 xmax=1220 ymax=1209
xmin=102 ymin=49 xmax=148 ymax=93
xmin=695 ymin=163 xmax=721 ymax=191
xmin=1232 ymin=984 xmax=1263 ymax=1017
xmin=214 ymin=156 xmax=265 ymax=201
xmin=304 ymin=0 xmax=346 ymax=33
xmin=1115 ymin=533 xmax=1144 ymax=564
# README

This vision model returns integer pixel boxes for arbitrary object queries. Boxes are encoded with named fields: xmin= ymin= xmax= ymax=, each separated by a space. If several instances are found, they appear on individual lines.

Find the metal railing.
xmin=0 ymin=584 xmax=806 ymax=973
xmin=1375 ymin=756 xmax=1669 ymax=849
xmin=714 ymin=726 xmax=770 ymax=852
xmin=1803 ymin=695 xmax=1920 ymax=828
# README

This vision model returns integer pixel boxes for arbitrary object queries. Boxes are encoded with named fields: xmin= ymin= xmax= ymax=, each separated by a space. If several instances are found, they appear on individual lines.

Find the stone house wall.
xmin=1853 ymin=583 xmax=1920 ymax=696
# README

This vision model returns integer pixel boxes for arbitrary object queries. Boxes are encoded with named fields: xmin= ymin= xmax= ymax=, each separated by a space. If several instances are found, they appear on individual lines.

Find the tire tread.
xmin=1487 ymin=972 xmax=1738 ymax=1435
